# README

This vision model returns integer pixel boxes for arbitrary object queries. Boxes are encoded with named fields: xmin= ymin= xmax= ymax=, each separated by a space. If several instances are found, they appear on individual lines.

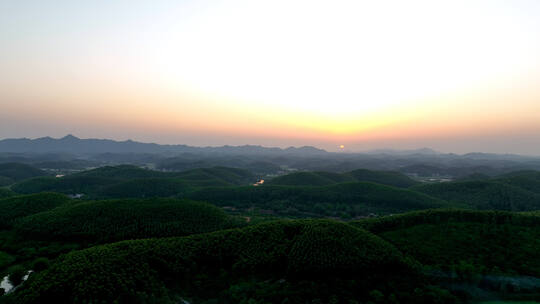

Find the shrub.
xmin=31 ymin=258 xmax=50 ymax=272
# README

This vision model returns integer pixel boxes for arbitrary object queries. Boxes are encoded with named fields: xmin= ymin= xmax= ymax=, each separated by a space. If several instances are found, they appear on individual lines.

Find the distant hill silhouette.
xmin=0 ymin=135 xmax=327 ymax=156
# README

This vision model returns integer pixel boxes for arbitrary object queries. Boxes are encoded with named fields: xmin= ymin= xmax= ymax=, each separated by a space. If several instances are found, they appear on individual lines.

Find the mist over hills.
xmin=2 ymin=135 xmax=538 ymax=158
xmin=2 ymin=135 xmax=540 ymax=178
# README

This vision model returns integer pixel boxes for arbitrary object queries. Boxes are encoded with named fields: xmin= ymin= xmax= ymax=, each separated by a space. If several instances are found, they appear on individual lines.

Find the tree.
xmin=8 ymin=266 xmax=27 ymax=286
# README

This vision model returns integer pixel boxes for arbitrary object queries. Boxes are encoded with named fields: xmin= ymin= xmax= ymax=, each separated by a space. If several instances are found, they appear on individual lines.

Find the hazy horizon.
xmin=1 ymin=1 xmax=540 ymax=154
xmin=2 ymin=133 xmax=540 ymax=156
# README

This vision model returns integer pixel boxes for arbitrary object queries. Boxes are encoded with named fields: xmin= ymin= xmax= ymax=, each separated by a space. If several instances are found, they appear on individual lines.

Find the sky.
xmin=1 ymin=0 xmax=540 ymax=154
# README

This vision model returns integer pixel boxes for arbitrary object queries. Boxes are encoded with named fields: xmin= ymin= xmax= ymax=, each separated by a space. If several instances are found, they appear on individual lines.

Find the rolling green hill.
xmin=267 ymin=169 xmax=419 ymax=188
xmin=353 ymin=209 xmax=540 ymax=276
xmin=72 ymin=165 xmax=256 ymax=186
xmin=94 ymin=178 xmax=194 ymax=199
xmin=0 ymin=163 xmax=47 ymax=186
xmin=350 ymin=210 xmax=540 ymax=301
xmin=174 ymin=166 xmax=256 ymax=186
xmin=71 ymin=164 xmax=167 ymax=179
xmin=0 ymin=187 xmax=14 ymax=198
xmin=494 ymin=171 xmax=540 ymax=195
xmin=0 ymin=193 xmax=71 ymax=228
xmin=10 ymin=175 xmax=119 ymax=195
xmin=10 ymin=166 xmax=256 ymax=198
xmin=14 ymin=198 xmax=237 ymax=242
xmin=3 ymin=157 xmax=540 ymax=303
xmin=0 ymin=176 xmax=14 ymax=187
xmin=267 ymin=171 xmax=355 ymax=186
xmin=6 ymin=210 xmax=539 ymax=303
xmin=188 ymin=182 xmax=452 ymax=217
xmin=347 ymin=169 xmax=420 ymax=188
xmin=412 ymin=181 xmax=540 ymax=211
xmin=10 ymin=220 xmax=424 ymax=304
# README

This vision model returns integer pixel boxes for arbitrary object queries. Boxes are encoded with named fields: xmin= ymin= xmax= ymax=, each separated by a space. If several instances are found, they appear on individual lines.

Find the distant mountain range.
xmin=0 ymin=135 xmax=328 ymax=156
xmin=1 ymin=136 xmax=538 ymax=160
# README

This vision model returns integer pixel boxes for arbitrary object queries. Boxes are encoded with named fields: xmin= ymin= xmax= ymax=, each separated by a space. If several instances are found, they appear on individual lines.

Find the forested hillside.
xmin=352 ymin=210 xmax=540 ymax=300
xmin=1 ymin=165 xmax=539 ymax=303
xmin=0 ymin=193 xmax=71 ymax=228
xmin=494 ymin=170 xmax=540 ymax=194
xmin=187 ymin=182 xmax=452 ymax=217
xmin=8 ymin=166 xmax=540 ymax=218
xmin=413 ymin=180 xmax=540 ymax=211
xmin=7 ymin=220 xmax=425 ymax=304
xmin=267 ymin=169 xmax=419 ymax=188
xmin=0 ymin=188 xmax=14 ymax=199
xmin=10 ymin=165 xmax=256 ymax=198
xmin=0 ymin=163 xmax=47 ymax=186
xmin=14 ymin=198 xmax=238 ymax=242
xmin=6 ymin=212 xmax=539 ymax=303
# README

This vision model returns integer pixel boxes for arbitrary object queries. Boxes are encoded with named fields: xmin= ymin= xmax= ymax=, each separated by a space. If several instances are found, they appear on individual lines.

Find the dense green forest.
xmin=0 ymin=193 xmax=72 ymax=228
xmin=0 ymin=163 xmax=46 ymax=187
xmin=412 ymin=171 xmax=540 ymax=211
xmin=412 ymin=181 xmax=540 ymax=211
xmin=5 ymin=220 xmax=428 ymax=303
xmin=495 ymin=171 xmax=540 ymax=194
xmin=353 ymin=210 xmax=540 ymax=301
xmin=4 ymin=212 xmax=539 ymax=303
xmin=0 ymin=163 xmax=539 ymax=303
xmin=187 ymin=182 xmax=452 ymax=217
xmin=0 ymin=188 xmax=14 ymax=199
xmin=353 ymin=210 xmax=540 ymax=276
xmin=266 ymin=169 xmax=419 ymax=188
xmin=14 ymin=198 xmax=240 ymax=242
xmin=10 ymin=165 xmax=256 ymax=198
xmin=9 ymin=165 xmax=540 ymax=218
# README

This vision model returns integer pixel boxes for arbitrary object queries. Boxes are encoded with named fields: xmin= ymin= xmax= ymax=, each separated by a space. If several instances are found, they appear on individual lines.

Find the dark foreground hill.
xmin=7 ymin=211 xmax=540 ymax=303
xmin=353 ymin=209 xmax=540 ymax=274
xmin=1 ymin=200 xmax=538 ymax=304
xmin=352 ymin=209 xmax=540 ymax=300
xmin=267 ymin=169 xmax=419 ymax=188
xmin=8 ymin=220 xmax=425 ymax=304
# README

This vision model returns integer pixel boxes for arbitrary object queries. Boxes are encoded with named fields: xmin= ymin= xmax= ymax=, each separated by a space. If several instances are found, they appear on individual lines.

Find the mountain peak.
xmin=61 ymin=134 xmax=80 ymax=140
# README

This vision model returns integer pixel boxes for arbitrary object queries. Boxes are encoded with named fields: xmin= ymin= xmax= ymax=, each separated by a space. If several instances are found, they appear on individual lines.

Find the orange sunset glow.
xmin=1 ymin=0 xmax=540 ymax=153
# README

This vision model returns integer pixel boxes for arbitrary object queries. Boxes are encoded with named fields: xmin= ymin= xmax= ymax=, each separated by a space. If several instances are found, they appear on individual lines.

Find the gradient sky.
xmin=1 ymin=0 xmax=540 ymax=154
